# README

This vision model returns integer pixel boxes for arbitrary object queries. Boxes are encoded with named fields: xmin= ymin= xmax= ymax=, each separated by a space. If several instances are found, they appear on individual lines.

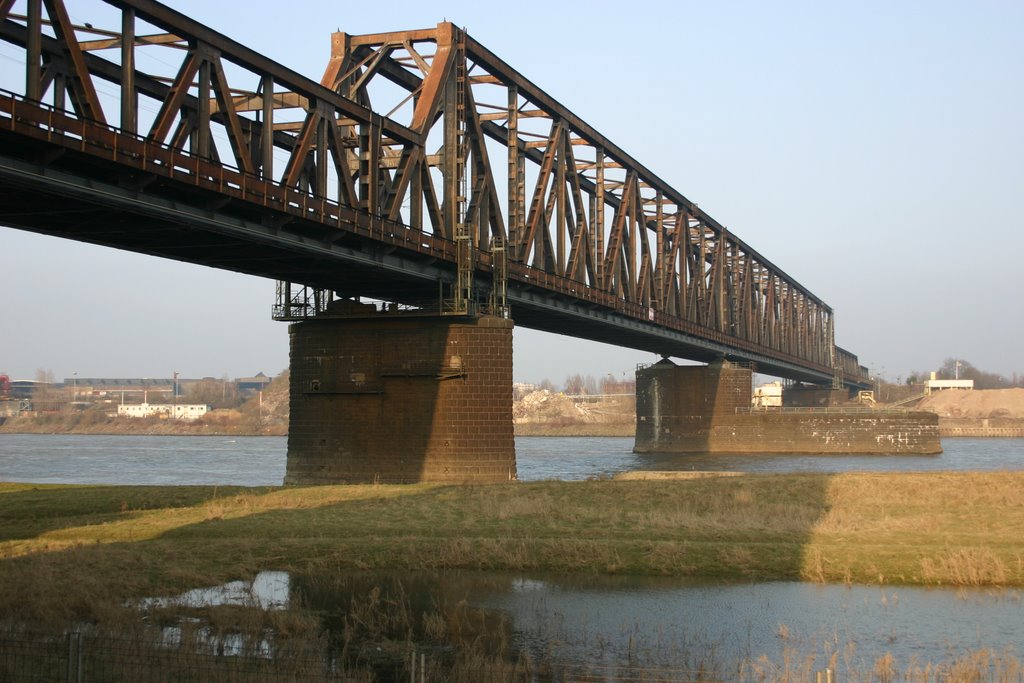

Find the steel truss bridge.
xmin=0 ymin=0 xmax=869 ymax=387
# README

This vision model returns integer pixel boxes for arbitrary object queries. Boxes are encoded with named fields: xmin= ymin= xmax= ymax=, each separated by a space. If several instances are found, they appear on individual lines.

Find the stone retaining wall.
xmin=938 ymin=417 xmax=1024 ymax=438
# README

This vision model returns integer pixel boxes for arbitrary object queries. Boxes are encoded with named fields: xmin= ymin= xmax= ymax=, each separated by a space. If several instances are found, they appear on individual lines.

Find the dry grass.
xmin=801 ymin=472 xmax=1024 ymax=585
xmin=2 ymin=472 xmax=1024 ymax=628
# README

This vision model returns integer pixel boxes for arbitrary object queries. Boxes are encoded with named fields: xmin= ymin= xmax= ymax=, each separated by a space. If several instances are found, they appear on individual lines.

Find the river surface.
xmin=2 ymin=434 xmax=1023 ymax=674
xmin=0 ymin=434 xmax=1022 ymax=485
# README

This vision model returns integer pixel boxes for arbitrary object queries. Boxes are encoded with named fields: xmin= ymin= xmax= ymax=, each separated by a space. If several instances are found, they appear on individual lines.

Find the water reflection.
xmin=519 ymin=436 xmax=1024 ymax=480
xmin=285 ymin=570 xmax=1024 ymax=675
xmin=478 ymin=574 xmax=1024 ymax=672
xmin=130 ymin=568 xmax=1024 ymax=675
xmin=138 ymin=570 xmax=291 ymax=610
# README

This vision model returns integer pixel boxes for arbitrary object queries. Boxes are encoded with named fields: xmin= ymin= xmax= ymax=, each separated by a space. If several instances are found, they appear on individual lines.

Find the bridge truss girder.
xmin=0 ymin=0 xmax=869 ymax=386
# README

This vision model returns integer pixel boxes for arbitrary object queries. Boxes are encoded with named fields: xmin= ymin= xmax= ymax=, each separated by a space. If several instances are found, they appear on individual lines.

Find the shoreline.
xmin=3 ymin=417 xmax=1021 ymax=438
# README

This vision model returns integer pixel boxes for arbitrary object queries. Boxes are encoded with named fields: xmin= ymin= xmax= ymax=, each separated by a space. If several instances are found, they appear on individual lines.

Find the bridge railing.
xmin=0 ymin=87 xmax=456 ymax=263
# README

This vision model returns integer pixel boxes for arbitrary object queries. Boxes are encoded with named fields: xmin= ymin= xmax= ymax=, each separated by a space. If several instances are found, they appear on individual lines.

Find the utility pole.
xmin=173 ymin=371 xmax=179 ymax=418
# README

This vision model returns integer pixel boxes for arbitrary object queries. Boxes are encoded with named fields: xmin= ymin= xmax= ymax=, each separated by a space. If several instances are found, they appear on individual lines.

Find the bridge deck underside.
xmin=0 ymin=126 xmax=840 ymax=385
xmin=0 ymin=129 xmax=436 ymax=300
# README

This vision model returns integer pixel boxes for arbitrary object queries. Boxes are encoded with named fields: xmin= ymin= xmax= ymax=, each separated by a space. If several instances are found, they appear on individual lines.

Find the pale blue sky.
xmin=0 ymin=0 xmax=1021 ymax=384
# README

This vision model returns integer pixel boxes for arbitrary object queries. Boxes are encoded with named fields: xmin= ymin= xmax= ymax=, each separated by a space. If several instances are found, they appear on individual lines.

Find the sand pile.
xmin=513 ymin=390 xmax=597 ymax=424
xmin=916 ymin=388 xmax=1024 ymax=419
xmin=258 ymin=370 xmax=290 ymax=423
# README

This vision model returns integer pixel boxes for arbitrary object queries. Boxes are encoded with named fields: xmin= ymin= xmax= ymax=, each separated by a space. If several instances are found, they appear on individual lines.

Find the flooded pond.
xmin=141 ymin=569 xmax=1024 ymax=678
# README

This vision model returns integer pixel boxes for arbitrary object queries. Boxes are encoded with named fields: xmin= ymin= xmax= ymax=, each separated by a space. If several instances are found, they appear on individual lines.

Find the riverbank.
xmin=3 ymin=471 xmax=1023 ymax=627
xmin=516 ymin=416 xmax=1024 ymax=438
xmin=8 ymin=414 xmax=1020 ymax=439
xmin=6 ymin=387 xmax=1024 ymax=438
xmin=0 ymin=411 xmax=287 ymax=435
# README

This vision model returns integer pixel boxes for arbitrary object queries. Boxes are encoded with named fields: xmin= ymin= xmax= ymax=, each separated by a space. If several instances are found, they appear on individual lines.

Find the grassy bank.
xmin=2 ymin=471 xmax=1023 ymax=627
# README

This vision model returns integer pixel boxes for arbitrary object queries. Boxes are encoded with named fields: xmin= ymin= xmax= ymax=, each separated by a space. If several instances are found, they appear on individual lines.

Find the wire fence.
xmin=0 ymin=629 xmax=355 ymax=683
xmin=0 ymin=627 xmax=850 ymax=682
xmin=0 ymin=626 xmax=755 ymax=683
xmin=735 ymin=406 xmax=912 ymax=414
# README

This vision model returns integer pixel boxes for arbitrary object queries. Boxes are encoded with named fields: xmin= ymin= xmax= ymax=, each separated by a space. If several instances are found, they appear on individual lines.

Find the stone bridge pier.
xmin=285 ymin=311 xmax=516 ymax=484
xmin=634 ymin=359 xmax=941 ymax=455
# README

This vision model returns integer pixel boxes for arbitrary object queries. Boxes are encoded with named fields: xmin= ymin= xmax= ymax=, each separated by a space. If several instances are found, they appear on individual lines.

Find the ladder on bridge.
xmin=448 ymin=30 xmax=475 ymax=317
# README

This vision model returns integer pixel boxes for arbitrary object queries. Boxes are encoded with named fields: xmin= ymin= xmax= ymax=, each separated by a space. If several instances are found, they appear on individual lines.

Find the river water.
xmin=1 ymin=434 xmax=1022 ymax=485
xmin=2 ymin=434 xmax=1023 ymax=674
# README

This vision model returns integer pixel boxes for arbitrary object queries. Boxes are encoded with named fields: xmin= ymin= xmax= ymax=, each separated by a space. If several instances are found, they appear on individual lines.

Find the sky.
xmin=0 ymin=0 xmax=1021 ymax=385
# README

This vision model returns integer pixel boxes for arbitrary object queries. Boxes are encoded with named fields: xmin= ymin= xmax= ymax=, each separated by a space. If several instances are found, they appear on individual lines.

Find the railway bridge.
xmin=0 ymin=0 xmax=888 ymax=482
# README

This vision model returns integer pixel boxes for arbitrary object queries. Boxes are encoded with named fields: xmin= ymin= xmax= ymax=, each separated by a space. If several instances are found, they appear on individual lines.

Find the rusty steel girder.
xmin=0 ymin=0 xmax=868 ymax=385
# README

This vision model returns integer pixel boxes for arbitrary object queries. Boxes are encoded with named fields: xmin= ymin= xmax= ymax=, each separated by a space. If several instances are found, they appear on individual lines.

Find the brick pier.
xmin=635 ymin=359 xmax=941 ymax=455
xmin=286 ymin=313 xmax=516 ymax=484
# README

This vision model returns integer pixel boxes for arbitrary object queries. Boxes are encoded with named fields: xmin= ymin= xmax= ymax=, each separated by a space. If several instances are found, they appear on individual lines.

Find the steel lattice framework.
xmin=0 ymin=0 xmax=868 ymax=385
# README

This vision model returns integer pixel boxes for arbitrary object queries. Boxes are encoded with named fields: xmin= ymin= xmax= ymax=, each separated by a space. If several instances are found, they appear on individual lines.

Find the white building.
xmin=117 ymin=403 xmax=209 ymax=420
xmin=925 ymin=379 xmax=974 ymax=393
xmin=925 ymin=371 xmax=973 ymax=394
xmin=752 ymin=381 xmax=783 ymax=408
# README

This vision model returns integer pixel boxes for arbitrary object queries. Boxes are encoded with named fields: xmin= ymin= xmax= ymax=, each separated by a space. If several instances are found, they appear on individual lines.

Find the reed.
xmin=4 ymin=591 xmax=1021 ymax=682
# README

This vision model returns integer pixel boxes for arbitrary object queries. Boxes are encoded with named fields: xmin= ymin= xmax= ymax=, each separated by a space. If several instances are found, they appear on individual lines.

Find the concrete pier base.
xmin=286 ymin=313 xmax=516 ymax=484
xmin=635 ymin=359 xmax=941 ymax=455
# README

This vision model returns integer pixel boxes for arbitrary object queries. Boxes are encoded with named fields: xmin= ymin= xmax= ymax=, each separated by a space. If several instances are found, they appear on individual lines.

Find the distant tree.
xmin=32 ymin=368 xmax=60 ymax=411
xmin=600 ymin=375 xmax=637 ymax=395
xmin=565 ymin=373 xmax=598 ymax=395
xmin=905 ymin=371 xmax=928 ymax=386
xmin=937 ymin=358 xmax=1008 ymax=390
xmin=537 ymin=378 xmax=555 ymax=392
xmin=185 ymin=376 xmax=241 ymax=409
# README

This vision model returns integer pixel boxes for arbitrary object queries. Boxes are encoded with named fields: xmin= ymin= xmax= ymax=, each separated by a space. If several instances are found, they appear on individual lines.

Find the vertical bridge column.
xmin=286 ymin=312 xmax=516 ymax=484
xmin=635 ymin=359 xmax=752 ymax=453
